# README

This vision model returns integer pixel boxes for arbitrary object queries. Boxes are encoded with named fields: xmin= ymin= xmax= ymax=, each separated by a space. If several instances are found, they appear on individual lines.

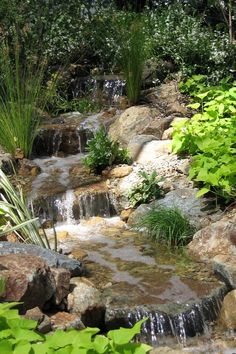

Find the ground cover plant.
xmin=83 ymin=127 xmax=130 ymax=174
xmin=128 ymin=171 xmax=164 ymax=208
xmin=0 ymin=170 xmax=57 ymax=250
xmin=0 ymin=302 xmax=151 ymax=354
xmin=136 ymin=207 xmax=195 ymax=247
xmin=172 ymin=76 xmax=236 ymax=201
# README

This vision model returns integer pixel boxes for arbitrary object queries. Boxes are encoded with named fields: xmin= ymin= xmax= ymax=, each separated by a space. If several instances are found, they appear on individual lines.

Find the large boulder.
xmin=188 ymin=213 xmax=236 ymax=262
xmin=219 ymin=290 xmax=236 ymax=329
xmin=108 ymin=106 xmax=164 ymax=146
xmin=0 ymin=254 xmax=56 ymax=312
xmin=0 ymin=242 xmax=84 ymax=276
xmin=136 ymin=140 xmax=172 ymax=163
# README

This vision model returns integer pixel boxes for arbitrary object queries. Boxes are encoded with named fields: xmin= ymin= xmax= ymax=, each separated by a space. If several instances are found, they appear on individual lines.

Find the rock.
xmin=24 ymin=307 xmax=51 ymax=333
xmin=108 ymin=166 xmax=133 ymax=178
xmin=18 ymin=159 xmax=41 ymax=177
xmin=120 ymin=209 xmax=133 ymax=222
xmin=57 ymin=231 xmax=70 ymax=241
xmin=162 ymin=127 xmax=173 ymax=140
xmin=127 ymin=135 xmax=158 ymax=160
xmin=50 ymin=312 xmax=85 ymax=331
xmin=0 ymin=254 xmax=56 ymax=312
xmin=0 ymin=151 xmax=15 ymax=174
xmin=188 ymin=213 xmax=236 ymax=262
xmin=128 ymin=188 xmax=215 ymax=228
xmin=142 ymin=116 xmax=174 ymax=137
xmin=219 ymin=290 xmax=236 ymax=329
xmin=151 ymin=348 xmax=186 ymax=354
xmin=213 ymin=255 xmax=236 ymax=288
xmin=136 ymin=140 xmax=172 ymax=163
xmin=0 ymin=242 xmax=84 ymax=276
xmin=68 ymin=277 xmax=104 ymax=327
xmin=108 ymin=106 xmax=160 ymax=146
xmin=51 ymin=268 xmax=71 ymax=305
xmin=14 ymin=148 xmax=24 ymax=159
xmin=71 ymin=249 xmax=88 ymax=261
xmin=166 ymin=102 xmax=188 ymax=116
xmin=117 ymin=96 xmax=129 ymax=110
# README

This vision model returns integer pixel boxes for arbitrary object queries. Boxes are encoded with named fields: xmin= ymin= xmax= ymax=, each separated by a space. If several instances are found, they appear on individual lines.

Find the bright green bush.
xmin=136 ymin=207 xmax=195 ymax=247
xmin=172 ymin=77 xmax=236 ymax=201
xmin=0 ymin=302 xmax=151 ymax=354
xmin=83 ymin=127 xmax=130 ymax=174
xmin=128 ymin=171 xmax=164 ymax=208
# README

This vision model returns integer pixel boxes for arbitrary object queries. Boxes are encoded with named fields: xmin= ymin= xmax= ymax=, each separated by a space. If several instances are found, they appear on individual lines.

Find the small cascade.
xmin=73 ymin=191 xmax=117 ymax=220
xmin=55 ymin=190 xmax=76 ymax=224
xmin=33 ymin=127 xmax=92 ymax=157
xmin=71 ymin=75 xmax=125 ymax=106
xmin=33 ymin=128 xmax=63 ymax=156
xmin=105 ymin=286 xmax=228 ymax=345
xmin=103 ymin=79 xmax=126 ymax=105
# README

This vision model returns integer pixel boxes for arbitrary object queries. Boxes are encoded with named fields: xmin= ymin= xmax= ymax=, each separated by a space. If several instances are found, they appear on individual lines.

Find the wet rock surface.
xmin=0 ymin=242 xmax=84 ymax=276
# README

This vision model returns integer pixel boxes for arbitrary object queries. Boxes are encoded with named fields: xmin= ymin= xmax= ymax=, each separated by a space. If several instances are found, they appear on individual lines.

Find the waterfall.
xmin=55 ymin=190 xmax=76 ymax=225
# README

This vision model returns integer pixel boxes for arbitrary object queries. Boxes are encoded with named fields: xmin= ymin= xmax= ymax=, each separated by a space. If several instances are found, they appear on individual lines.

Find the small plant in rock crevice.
xmin=136 ymin=207 xmax=195 ymax=247
xmin=83 ymin=126 xmax=130 ymax=174
xmin=128 ymin=170 xmax=164 ymax=208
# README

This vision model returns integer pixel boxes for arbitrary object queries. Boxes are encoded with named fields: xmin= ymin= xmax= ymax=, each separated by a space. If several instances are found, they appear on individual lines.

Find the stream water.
xmin=29 ymin=113 xmax=236 ymax=352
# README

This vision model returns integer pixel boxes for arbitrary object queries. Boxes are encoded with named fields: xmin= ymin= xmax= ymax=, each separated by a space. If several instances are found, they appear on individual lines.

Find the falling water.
xmin=55 ymin=190 xmax=76 ymax=225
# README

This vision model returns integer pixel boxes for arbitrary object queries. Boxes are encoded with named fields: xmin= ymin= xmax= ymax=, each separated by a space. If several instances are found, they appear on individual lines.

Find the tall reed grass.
xmin=119 ymin=18 xmax=149 ymax=105
xmin=0 ymin=44 xmax=45 ymax=158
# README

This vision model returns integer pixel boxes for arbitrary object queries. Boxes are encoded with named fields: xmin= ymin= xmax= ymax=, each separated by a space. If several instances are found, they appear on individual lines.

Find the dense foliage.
xmin=0 ymin=302 xmax=151 ymax=354
xmin=172 ymin=76 xmax=236 ymax=201
xmin=136 ymin=207 xmax=195 ymax=247
xmin=128 ymin=171 xmax=164 ymax=207
xmin=83 ymin=127 xmax=130 ymax=174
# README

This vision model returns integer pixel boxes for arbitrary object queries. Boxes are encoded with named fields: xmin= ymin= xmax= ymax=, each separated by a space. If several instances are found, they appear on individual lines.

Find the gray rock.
xmin=0 ymin=152 xmax=15 ymax=174
xmin=127 ymin=135 xmax=158 ymax=160
xmin=0 ymin=242 xmax=84 ymax=276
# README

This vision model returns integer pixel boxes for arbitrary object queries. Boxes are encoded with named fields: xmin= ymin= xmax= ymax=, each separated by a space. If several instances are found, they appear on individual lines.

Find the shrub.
xmin=83 ymin=127 xmax=130 ymax=174
xmin=0 ymin=169 xmax=57 ymax=250
xmin=128 ymin=170 xmax=164 ymax=208
xmin=0 ymin=43 xmax=46 ymax=158
xmin=172 ymin=78 xmax=236 ymax=201
xmin=146 ymin=3 xmax=236 ymax=82
xmin=0 ymin=302 xmax=151 ymax=354
xmin=136 ymin=207 xmax=195 ymax=247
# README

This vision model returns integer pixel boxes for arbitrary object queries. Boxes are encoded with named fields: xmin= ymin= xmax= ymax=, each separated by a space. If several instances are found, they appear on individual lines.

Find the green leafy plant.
xmin=83 ymin=127 xmax=130 ymax=174
xmin=0 ymin=169 xmax=57 ymax=250
xmin=0 ymin=43 xmax=46 ymax=158
xmin=0 ymin=302 xmax=151 ymax=353
xmin=128 ymin=171 xmax=164 ymax=208
xmin=172 ymin=78 xmax=236 ymax=201
xmin=136 ymin=207 xmax=195 ymax=247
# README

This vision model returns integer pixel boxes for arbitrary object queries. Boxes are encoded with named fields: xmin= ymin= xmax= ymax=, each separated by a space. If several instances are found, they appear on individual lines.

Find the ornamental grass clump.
xmin=0 ymin=43 xmax=46 ymax=158
xmin=119 ymin=18 xmax=149 ymax=105
xmin=137 ymin=207 xmax=195 ymax=247
xmin=0 ymin=169 xmax=57 ymax=250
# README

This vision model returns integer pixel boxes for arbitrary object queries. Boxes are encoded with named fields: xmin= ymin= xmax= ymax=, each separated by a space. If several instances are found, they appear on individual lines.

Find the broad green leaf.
xmin=13 ymin=342 xmax=32 ymax=354
xmin=13 ymin=328 xmax=43 ymax=342
xmin=108 ymin=319 xmax=147 ymax=346
xmin=93 ymin=335 xmax=109 ymax=353
xmin=0 ymin=340 xmax=13 ymax=354
xmin=196 ymin=188 xmax=210 ymax=198
xmin=187 ymin=102 xmax=200 ymax=109
xmin=196 ymin=91 xmax=209 ymax=100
